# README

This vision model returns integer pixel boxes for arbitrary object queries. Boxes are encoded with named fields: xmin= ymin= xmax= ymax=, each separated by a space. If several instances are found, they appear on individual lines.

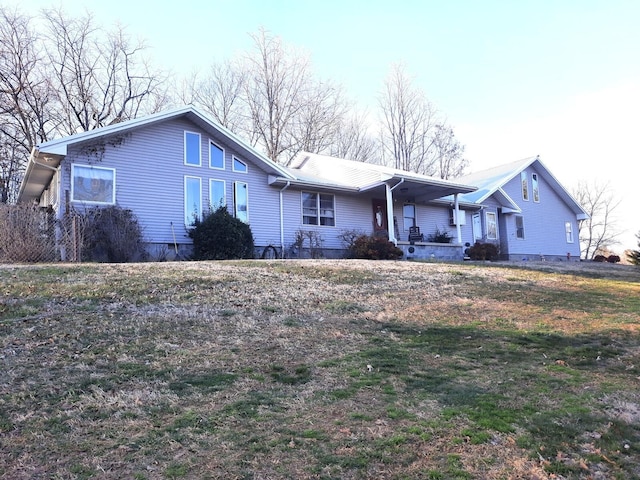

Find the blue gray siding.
xmin=280 ymin=189 xmax=372 ymax=252
xmin=58 ymin=118 xmax=283 ymax=249
xmin=500 ymin=166 xmax=581 ymax=259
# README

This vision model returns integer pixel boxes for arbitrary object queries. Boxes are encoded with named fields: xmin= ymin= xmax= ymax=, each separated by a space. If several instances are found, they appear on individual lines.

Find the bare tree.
xmin=329 ymin=110 xmax=377 ymax=163
xmin=378 ymin=63 xmax=437 ymax=173
xmin=378 ymin=64 xmax=468 ymax=178
xmin=432 ymin=123 xmax=468 ymax=179
xmin=0 ymin=134 xmax=23 ymax=203
xmin=0 ymin=6 xmax=166 ymax=203
xmin=243 ymin=29 xmax=346 ymax=163
xmin=0 ymin=7 xmax=57 ymax=203
xmin=43 ymin=8 xmax=163 ymax=133
xmin=294 ymin=80 xmax=347 ymax=154
xmin=186 ymin=58 xmax=250 ymax=135
xmin=0 ymin=7 xmax=55 ymax=156
xmin=572 ymin=180 xmax=622 ymax=259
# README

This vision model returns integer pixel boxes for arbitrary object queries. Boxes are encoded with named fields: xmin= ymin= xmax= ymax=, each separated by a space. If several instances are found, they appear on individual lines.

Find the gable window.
xmin=565 ymin=221 xmax=574 ymax=243
xmin=521 ymin=171 xmax=529 ymax=201
xmin=71 ymin=164 xmax=115 ymax=204
xmin=234 ymin=181 xmax=248 ymax=223
xmin=184 ymin=176 xmax=202 ymax=226
xmin=210 ymin=141 xmax=224 ymax=169
xmin=233 ymin=156 xmax=247 ymax=173
xmin=210 ymin=179 xmax=225 ymax=210
xmin=302 ymin=192 xmax=335 ymax=226
xmin=532 ymin=173 xmax=540 ymax=202
xmin=184 ymin=131 xmax=201 ymax=166
xmin=515 ymin=215 xmax=525 ymax=239
xmin=486 ymin=211 xmax=498 ymax=240
xmin=403 ymin=204 xmax=416 ymax=230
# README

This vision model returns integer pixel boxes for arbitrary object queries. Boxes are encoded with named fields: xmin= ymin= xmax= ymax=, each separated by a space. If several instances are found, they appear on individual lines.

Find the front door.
xmin=372 ymin=199 xmax=387 ymax=236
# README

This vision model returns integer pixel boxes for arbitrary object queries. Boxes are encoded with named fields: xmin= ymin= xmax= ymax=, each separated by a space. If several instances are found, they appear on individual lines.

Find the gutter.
xmin=30 ymin=148 xmax=58 ymax=173
xmin=18 ymin=147 xmax=59 ymax=202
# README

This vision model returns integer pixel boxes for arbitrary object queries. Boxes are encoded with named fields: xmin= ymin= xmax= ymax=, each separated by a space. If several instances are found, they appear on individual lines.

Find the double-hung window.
xmin=565 ymin=221 xmax=574 ymax=243
xmin=486 ymin=211 xmax=498 ymax=240
xmin=302 ymin=192 xmax=335 ymax=226
xmin=184 ymin=176 xmax=202 ymax=226
xmin=210 ymin=179 xmax=225 ymax=210
xmin=184 ymin=132 xmax=201 ymax=166
xmin=403 ymin=204 xmax=416 ymax=230
xmin=234 ymin=181 xmax=248 ymax=223
xmin=515 ymin=215 xmax=525 ymax=239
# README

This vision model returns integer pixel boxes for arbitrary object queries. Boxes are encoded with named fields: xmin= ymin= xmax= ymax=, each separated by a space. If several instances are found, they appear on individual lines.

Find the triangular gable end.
xmin=456 ymin=156 xmax=588 ymax=220
xmin=18 ymin=106 xmax=294 ymax=203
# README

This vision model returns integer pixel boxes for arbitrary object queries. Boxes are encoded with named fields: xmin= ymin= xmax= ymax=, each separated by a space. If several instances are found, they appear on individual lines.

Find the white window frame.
xmin=532 ymin=173 xmax=540 ymax=202
xmin=515 ymin=215 xmax=525 ymax=239
xmin=302 ymin=192 xmax=318 ymax=225
xmin=232 ymin=156 xmax=248 ymax=173
xmin=565 ymin=221 xmax=574 ymax=243
xmin=403 ymin=204 xmax=416 ymax=231
xmin=302 ymin=192 xmax=335 ymax=226
xmin=209 ymin=179 xmax=226 ymax=210
xmin=209 ymin=140 xmax=225 ymax=170
xmin=486 ymin=211 xmax=498 ymax=240
xmin=184 ymin=176 xmax=202 ymax=226
xmin=521 ymin=171 xmax=529 ymax=201
xmin=472 ymin=213 xmax=482 ymax=240
xmin=234 ymin=181 xmax=249 ymax=223
xmin=71 ymin=164 xmax=116 ymax=205
xmin=184 ymin=131 xmax=201 ymax=167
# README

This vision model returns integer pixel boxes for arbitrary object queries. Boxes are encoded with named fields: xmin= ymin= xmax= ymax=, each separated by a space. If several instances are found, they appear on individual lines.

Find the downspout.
xmin=454 ymin=193 xmax=462 ymax=244
xmin=279 ymin=181 xmax=291 ymax=258
xmin=386 ymin=178 xmax=404 ymax=245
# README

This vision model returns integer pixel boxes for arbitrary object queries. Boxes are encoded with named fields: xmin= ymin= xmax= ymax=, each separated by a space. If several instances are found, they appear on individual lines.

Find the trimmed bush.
xmin=593 ymin=255 xmax=607 ymax=263
xmin=466 ymin=241 xmax=500 ymax=261
xmin=189 ymin=206 xmax=254 ymax=260
xmin=607 ymin=255 xmax=620 ymax=264
xmin=350 ymin=235 xmax=403 ymax=260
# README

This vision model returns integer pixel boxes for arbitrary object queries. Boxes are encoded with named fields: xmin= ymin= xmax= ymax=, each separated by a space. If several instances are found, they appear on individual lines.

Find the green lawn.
xmin=1 ymin=260 xmax=639 ymax=479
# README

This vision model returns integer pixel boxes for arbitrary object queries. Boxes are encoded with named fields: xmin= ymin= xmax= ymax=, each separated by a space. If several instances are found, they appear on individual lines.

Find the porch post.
xmin=454 ymin=193 xmax=462 ymax=244
xmin=385 ymin=183 xmax=397 ymax=244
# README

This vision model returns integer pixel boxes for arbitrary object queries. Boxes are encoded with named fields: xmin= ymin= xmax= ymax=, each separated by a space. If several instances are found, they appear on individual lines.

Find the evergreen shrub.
xmin=189 ymin=206 xmax=254 ymax=260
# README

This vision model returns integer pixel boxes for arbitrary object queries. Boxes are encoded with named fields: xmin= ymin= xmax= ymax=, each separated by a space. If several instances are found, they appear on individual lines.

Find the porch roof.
xmin=283 ymin=152 xmax=477 ymax=200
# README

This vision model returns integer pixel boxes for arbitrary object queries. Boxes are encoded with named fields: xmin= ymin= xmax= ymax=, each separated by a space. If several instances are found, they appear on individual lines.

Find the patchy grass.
xmin=1 ymin=259 xmax=639 ymax=479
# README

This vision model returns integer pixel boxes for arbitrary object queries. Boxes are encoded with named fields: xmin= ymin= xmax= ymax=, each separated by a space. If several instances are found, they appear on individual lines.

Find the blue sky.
xmin=8 ymin=0 xmax=640 ymax=252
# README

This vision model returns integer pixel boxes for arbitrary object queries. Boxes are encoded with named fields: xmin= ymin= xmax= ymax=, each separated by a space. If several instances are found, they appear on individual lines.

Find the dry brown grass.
xmin=1 ymin=259 xmax=639 ymax=479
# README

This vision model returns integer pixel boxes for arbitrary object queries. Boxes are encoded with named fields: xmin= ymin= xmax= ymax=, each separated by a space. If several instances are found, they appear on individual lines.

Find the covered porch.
xmin=361 ymin=171 xmax=476 ymax=250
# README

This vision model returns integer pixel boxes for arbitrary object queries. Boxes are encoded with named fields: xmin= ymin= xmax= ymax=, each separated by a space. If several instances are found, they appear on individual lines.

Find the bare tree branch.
xmin=378 ymin=63 xmax=467 ymax=178
xmin=43 ymin=8 xmax=164 ymax=133
xmin=572 ymin=180 xmax=622 ymax=259
xmin=329 ymin=110 xmax=378 ymax=163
